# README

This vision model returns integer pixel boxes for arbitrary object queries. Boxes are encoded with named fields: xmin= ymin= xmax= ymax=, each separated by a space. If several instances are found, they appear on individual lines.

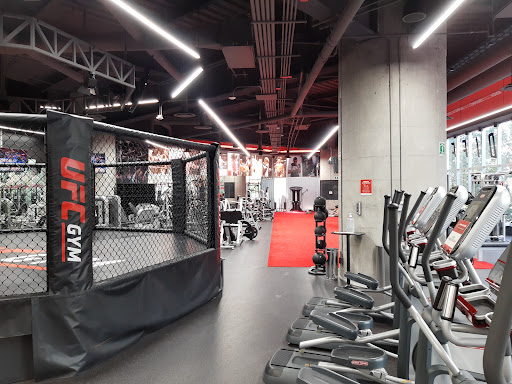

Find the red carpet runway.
xmin=268 ymin=212 xmax=339 ymax=267
xmin=267 ymin=212 xmax=496 ymax=269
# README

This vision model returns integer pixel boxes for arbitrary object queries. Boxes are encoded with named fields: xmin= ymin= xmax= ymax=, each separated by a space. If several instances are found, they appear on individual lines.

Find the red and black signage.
xmin=46 ymin=111 xmax=93 ymax=294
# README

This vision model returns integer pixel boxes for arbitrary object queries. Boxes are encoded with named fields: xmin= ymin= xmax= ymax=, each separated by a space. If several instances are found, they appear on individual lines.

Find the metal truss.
xmin=0 ymin=13 xmax=136 ymax=88
xmin=10 ymin=95 xmax=131 ymax=115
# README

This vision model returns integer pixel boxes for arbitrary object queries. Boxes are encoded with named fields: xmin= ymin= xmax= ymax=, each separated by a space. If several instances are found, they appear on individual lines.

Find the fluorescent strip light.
xmin=198 ymin=99 xmax=250 ymax=157
xmin=137 ymin=98 xmax=159 ymax=105
xmin=447 ymin=104 xmax=512 ymax=132
xmin=145 ymin=140 xmax=169 ymax=150
xmin=0 ymin=125 xmax=45 ymax=136
xmin=307 ymin=125 xmax=338 ymax=159
xmin=107 ymin=0 xmax=200 ymax=59
xmin=172 ymin=67 xmax=203 ymax=98
xmin=413 ymin=0 xmax=465 ymax=49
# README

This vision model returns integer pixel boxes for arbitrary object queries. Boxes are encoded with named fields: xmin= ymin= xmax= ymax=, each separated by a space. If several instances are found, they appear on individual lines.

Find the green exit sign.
xmin=334 ymin=176 xmax=339 ymax=180
xmin=439 ymin=142 xmax=446 ymax=156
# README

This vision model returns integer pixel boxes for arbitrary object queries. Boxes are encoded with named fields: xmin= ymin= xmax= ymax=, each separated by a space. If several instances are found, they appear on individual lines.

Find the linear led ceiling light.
xmin=107 ymin=0 xmax=200 ymax=59
xmin=198 ymin=99 xmax=250 ymax=157
xmin=447 ymin=104 xmax=512 ymax=132
xmin=307 ymin=125 xmax=339 ymax=159
xmin=171 ymin=67 xmax=204 ymax=98
xmin=412 ymin=0 xmax=466 ymax=49
xmin=86 ymin=99 xmax=159 ymax=110
xmin=0 ymin=125 xmax=45 ymax=136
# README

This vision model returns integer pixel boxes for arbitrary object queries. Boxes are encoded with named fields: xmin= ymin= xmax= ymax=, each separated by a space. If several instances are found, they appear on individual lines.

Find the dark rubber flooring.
xmin=37 ymin=221 xmax=390 ymax=384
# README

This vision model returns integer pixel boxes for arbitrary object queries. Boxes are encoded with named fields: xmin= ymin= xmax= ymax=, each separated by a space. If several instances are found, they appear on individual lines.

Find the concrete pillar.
xmin=339 ymin=26 xmax=447 ymax=277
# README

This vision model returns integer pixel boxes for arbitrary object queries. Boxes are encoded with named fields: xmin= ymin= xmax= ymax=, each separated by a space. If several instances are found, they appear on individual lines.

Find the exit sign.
xmin=334 ymin=176 xmax=339 ymax=180
xmin=439 ymin=142 xmax=446 ymax=156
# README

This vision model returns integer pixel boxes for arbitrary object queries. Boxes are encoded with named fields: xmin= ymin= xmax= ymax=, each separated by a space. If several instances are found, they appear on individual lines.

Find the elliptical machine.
xmin=309 ymin=196 xmax=328 ymax=276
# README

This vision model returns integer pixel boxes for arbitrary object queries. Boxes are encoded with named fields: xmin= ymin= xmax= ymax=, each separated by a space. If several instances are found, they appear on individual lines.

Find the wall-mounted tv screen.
xmin=0 ymin=148 xmax=27 ymax=172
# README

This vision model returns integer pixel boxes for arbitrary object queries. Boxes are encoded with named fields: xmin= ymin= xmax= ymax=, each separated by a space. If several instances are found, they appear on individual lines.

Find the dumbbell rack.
xmin=309 ymin=200 xmax=327 ymax=275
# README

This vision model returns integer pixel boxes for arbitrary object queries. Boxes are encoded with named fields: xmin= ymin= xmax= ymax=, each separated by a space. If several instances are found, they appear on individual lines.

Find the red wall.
xmin=447 ymin=76 xmax=512 ymax=129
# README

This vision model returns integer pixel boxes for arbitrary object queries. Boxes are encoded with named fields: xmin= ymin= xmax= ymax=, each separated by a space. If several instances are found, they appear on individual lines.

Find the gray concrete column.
xmin=339 ymin=34 xmax=447 ymax=278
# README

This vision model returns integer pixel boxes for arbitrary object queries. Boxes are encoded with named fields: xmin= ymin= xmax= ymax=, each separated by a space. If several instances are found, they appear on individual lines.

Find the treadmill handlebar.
xmin=398 ymin=193 xmax=411 ymax=263
xmin=388 ymin=203 xmax=412 ymax=310
xmin=421 ymin=193 xmax=457 ymax=284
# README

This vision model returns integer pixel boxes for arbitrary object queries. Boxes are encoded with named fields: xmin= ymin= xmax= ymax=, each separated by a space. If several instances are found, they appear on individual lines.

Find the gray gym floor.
xmin=39 ymin=220 xmax=346 ymax=384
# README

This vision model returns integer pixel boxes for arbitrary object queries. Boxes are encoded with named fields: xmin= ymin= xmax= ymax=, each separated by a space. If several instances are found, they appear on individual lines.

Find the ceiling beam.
xmin=290 ymin=0 xmax=364 ymax=117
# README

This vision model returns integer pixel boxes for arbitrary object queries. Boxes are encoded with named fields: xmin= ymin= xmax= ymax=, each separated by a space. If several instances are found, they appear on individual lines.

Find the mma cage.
xmin=0 ymin=111 xmax=222 ymax=382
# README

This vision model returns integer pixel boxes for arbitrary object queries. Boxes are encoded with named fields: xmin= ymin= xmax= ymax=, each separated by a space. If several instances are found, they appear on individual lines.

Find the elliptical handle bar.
xmin=421 ymin=193 xmax=457 ymax=284
xmin=382 ymin=195 xmax=391 ymax=256
xmin=397 ymin=193 xmax=411 ymax=263
xmin=404 ymin=191 xmax=426 ymax=236
xmin=392 ymin=190 xmax=404 ymax=204
xmin=388 ymin=203 xmax=412 ymax=310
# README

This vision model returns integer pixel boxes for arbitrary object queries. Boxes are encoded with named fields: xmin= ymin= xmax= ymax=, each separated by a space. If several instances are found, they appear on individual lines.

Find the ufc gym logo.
xmin=61 ymin=157 xmax=85 ymax=263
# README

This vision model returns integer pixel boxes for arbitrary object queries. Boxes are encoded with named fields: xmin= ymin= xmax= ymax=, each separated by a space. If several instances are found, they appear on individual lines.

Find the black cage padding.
xmin=31 ymin=249 xmax=221 ymax=381
xmin=46 ymin=111 xmax=94 ymax=294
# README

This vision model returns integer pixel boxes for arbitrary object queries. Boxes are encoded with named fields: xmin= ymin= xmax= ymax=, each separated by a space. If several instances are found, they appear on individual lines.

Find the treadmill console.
xmin=441 ymin=186 xmax=510 ymax=261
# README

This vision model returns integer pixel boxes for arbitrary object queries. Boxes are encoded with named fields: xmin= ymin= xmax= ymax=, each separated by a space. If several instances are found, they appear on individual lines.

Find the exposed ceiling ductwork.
xmin=447 ymin=25 xmax=512 ymax=93
xmin=289 ymin=0 xmax=364 ymax=118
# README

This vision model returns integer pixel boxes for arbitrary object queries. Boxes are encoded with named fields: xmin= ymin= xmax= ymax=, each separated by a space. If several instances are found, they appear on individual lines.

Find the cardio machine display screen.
xmin=441 ymin=186 xmax=496 ymax=254
xmin=462 ymin=187 xmax=495 ymax=222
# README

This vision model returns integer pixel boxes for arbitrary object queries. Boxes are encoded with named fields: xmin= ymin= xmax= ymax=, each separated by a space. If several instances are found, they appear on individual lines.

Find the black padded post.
xmin=207 ymin=144 xmax=220 ymax=249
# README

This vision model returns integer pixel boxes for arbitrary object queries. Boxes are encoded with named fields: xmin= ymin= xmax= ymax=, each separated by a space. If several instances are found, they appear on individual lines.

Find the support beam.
xmin=0 ymin=55 xmax=6 ymax=97
xmin=290 ymin=0 xmax=364 ymax=117
xmin=0 ymin=13 xmax=136 ymax=88
xmin=28 ymin=53 xmax=84 ymax=84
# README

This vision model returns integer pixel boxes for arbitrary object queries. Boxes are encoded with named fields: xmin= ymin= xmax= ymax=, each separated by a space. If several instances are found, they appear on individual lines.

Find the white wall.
xmin=274 ymin=178 xmax=288 ymax=210
xmin=285 ymin=177 xmax=321 ymax=211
